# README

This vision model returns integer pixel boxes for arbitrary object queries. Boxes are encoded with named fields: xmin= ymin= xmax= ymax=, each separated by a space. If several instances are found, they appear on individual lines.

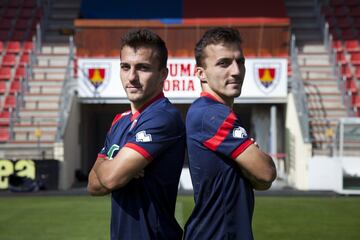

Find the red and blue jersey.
xmin=184 ymin=92 xmax=255 ymax=240
xmin=99 ymin=93 xmax=185 ymax=240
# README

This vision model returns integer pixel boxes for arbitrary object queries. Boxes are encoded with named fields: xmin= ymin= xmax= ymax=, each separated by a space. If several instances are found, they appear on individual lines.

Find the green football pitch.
xmin=0 ymin=195 xmax=359 ymax=240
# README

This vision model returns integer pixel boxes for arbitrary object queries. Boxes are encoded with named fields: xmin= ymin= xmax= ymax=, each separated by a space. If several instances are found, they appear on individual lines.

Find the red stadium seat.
xmin=334 ymin=6 xmax=350 ymax=17
xmin=6 ymin=41 xmax=21 ymax=54
xmin=350 ymin=6 xmax=360 ymax=16
xmin=3 ymin=8 xmax=18 ymax=19
xmin=336 ymin=51 xmax=347 ymax=65
xmin=23 ymin=41 xmax=34 ymax=52
xmin=11 ymin=30 xmax=26 ymax=41
xmin=15 ymin=67 xmax=26 ymax=79
xmin=1 ymin=54 xmax=16 ymax=67
xmin=332 ymin=40 xmax=343 ymax=52
xmin=19 ymin=8 xmax=33 ymax=18
xmin=345 ymin=77 xmax=358 ymax=94
xmin=345 ymin=0 xmax=360 ymax=7
xmin=341 ymin=64 xmax=352 ymax=79
xmin=0 ymin=41 xmax=3 ymax=52
xmin=344 ymin=40 xmax=360 ymax=52
xmin=4 ymin=95 xmax=17 ymax=109
xmin=19 ymin=53 xmax=30 ymax=66
xmin=0 ymin=67 xmax=11 ymax=80
xmin=10 ymin=80 xmax=21 ymax=94
xmin=0 ymin=30 xmax=9 ymax=41
xmin=0 ymin=19 xmax=13 ymax=30
xmin=15 ymin=19 xmax=29 ymax=30
xmin=341 ymin=29 xmax=357 ymax=40
xmin=23 ymin=0 xmax=37 ymax=8
xmin=9 ymin=0 xmax=24 ymax=8
xmin=336 ymin=16 xmax=351 ymax=28
xmin=0 ymin=111 xmax=10 ymax=127
xmin=0 ymin=81 xmax=7 ymax=95
xmin=350 ymin=52 xmax=360 ymax=65
xmin=0 ymin=127 xmax=10 ymax=142
xmin=322 ymin=6 xmax=335 ymax=17
xmin=330 ymin=0 xmax=345 ymax=7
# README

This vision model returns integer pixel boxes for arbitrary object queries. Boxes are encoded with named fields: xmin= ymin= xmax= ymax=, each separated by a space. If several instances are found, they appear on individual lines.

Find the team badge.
xmin=82 ymin=62 xmax=111 ymax=96
xmin=233 ymin=127 xmax=247 ymax=138
xmin=254 ymin=63 xmax=280 ymax=94
xmin=136 ymin=131 xmax=152 ymax=142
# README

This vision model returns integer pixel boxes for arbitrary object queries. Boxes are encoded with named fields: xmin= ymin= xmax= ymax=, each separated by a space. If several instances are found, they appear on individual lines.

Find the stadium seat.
xmin=344 ymin=40 xmax=360 ymax=52
xmin=19 ymin=53 xmax=30 ymax=66
xmin=23 ymin=41 xmax=34 ymax=53
xmin=334 ymin=6 xmax=350 ymax=17
xmin=345 ymin=77 xmax=358 ymax=94
xmin=0 ymin=67 xmax=11 ymax=80
xmin=354 ymin=66 xmax=360 ymax=78
xmin=0 ymin=81 xmax=7 ymax=95
xmin=4 ymin=95 xmax=17 ymax=109
xmin=336 ymin=16 xmax=351 ymax=28
xmin=9 ymin=0 xmax=24 ymax=8
xmin=0 ymin=127 xmax=10 ymax=142
xmin=341 ymin=64 xmax=352 ymax=79
xmin=23 ymin=0 xmax=37 ymax=8
xmin=341 ymin=29 xmax=358 ymax=40
xmin=350 ymin=52 xmax=360 ymax=65
xmin=322 ymin=6 xmax=335 ymax=17
xmin=0 ymin=41 xmax=3 ymax=52
xmin=1 ymin=54 xmax=16 ymax=67
xmin=0 ymin=111 xmax=10 ymax=127
xmin=15 ymin=67 xmax=26 ymax=79
xmin=332 ymin=40 xmax=343 ymax=52
xmin=330 ymin=0 xmax=345 ymax=7
xmin=345 ymin=0 xmax=360 ymax=7
xmin=0 ymin=30 xmax=9 ymax=41
xmin=10 ymin=80 xmax=21 ymax=94
xmin=15 ymin=19 xmax=29 ymax=30
xmin=336 ymin=51 xmax=347 ymax=65
xmin=11 ymin=30 xmax=26 ymax=41
xmin=19 ymin=8 xmax=33 ymax=18
xmin=3 ymin=9 xmax=18 ymax=19
xmin=0 ymin=19 xmax=13 ymax=30
xmin=350 ymin=6 xmax=360 ymax=16
xmin=6 ymin=41 xmax=21 ymax=54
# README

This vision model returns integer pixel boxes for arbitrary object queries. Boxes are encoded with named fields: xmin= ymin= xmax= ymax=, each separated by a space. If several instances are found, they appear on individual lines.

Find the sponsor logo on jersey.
xmin=136 ymin=130 xmax=152 ymax=142
xmin=107 ymin=144 xmax=120 ymax=160
xmin=254 ymin=63 xmax=280 ymax=94
xmin=233 ymin=127 xmax=247 ymax=138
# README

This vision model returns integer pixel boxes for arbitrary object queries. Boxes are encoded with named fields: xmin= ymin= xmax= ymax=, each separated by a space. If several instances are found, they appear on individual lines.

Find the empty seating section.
xmin=324 ymin=0 xmax=360 ymax=116
xmin=0 ymin=0 xmax=41 ymax=142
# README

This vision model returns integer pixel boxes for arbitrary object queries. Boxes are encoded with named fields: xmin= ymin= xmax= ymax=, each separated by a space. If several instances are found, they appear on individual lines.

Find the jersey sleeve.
xmin=124 ymin=110 xmax=184 ymax=161
xmin=200 ymin=105 xmax=253 ymax=159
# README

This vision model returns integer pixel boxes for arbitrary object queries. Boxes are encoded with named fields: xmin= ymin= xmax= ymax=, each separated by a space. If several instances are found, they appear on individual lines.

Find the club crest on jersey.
xmin=254 ymin=63 xmax=280 ymax=94
xmin=136 ymin=130 xmax=152 ymax=142
xmin=107 ymin=144 xmax=120 ymax=160
xmin=233 ymin=127 xmax=247 ymax=139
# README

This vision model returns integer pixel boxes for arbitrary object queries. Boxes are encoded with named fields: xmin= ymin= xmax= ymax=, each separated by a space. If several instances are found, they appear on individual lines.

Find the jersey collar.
xmin=200 ymin=92 xmax=227 ymax=105
xmin=131 ymin=92 xmax=165 ymax=121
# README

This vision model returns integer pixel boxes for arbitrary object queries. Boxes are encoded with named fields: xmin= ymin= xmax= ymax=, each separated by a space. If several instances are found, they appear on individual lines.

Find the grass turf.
xmin=0 ymin=195 xmax=359 ymax=239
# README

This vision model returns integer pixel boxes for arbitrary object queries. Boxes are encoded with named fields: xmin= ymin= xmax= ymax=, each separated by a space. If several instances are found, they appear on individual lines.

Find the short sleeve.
xmin=124 ymin=110 xmax=184 ymax=161
xmin=201 ymin=106 xmax=253 ymax=159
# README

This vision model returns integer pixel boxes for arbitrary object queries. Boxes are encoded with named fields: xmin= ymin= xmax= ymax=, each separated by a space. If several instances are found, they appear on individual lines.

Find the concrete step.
xmin=17 ymin=117 xmax=58 ymax=125
xmin=47 ymin=21 xmax=75 ymax=31
xmin=28 ymin=85 xmax=62 ymax=94
xmin=303 ymin=78 xmax=339 ymax=85
xmin=308 ymin=99 xmax=345 ymax=109
xmin=50 ymin=11 xmax=79 ymax=20
xmin=287 ymin=10 xmax=316 ymax=18
xmin=309 ymin=110 xmax=348 ymax=118
xmin=24 ymin=94 xmax=60 ymax=101
xmin=24 ymin=100 xmax=60 ymax=109
xmin=33 ymin=71 xmax=66 ymax=80
xmin=305 ymin=85 xmax=341 ymax=94
xmin=44 ymin=35 xmax=72 ymax=44
xmin=1 ymin=144 xmax=54 ymax=159
xmin=301 ymin=70 xmax=335 ymax=79
xmin=13 ymin=131 xmax=56 ymax=141
xmin=301 ymin=45 xmax=327 ymax=53
xmin=13 ymin=125 xmax=57 ymax=132
xmin=28 ymin=80 xmax=63 ymax=87
xmin=298 ymin=55 xmax=331 ymax=65
xmin=19 ymin=109 xmax=59 ymax=118
xmin=41 ymin=45 xmax=70 ymax=54
xmin=285 ymin=0 xmax=315 ymax=7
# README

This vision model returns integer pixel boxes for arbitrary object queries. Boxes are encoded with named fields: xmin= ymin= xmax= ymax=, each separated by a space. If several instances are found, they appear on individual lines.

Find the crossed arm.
xmin=87 ymin=147 xmax=150 ymax=196
xmin=234 ymin=143 xmax=277 ymax=190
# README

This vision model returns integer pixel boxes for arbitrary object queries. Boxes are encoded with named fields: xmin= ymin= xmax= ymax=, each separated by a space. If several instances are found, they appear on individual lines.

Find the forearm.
xmin=87 ymin=158 xmax=111 ymax=196
xmin=240 ymin=167 xmax=273 ymax=190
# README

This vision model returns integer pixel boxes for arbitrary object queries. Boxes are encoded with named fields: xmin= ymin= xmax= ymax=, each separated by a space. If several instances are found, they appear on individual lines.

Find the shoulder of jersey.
xmin=111 ymin=110 xmax=131 ymax=127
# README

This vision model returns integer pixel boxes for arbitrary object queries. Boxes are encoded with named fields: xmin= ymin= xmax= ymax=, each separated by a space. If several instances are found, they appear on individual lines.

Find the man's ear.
xmin=160 ymin=67 xmax=169 ymax=82
xmin=196 ymin=67 xmax=207 ymax=83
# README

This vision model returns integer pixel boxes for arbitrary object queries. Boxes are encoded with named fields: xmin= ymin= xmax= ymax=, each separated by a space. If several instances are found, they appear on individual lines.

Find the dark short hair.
xmin=120 ymin=29 xmax=168 ymax=69
xmin=195 ymin=27 xmax=243 ymax=67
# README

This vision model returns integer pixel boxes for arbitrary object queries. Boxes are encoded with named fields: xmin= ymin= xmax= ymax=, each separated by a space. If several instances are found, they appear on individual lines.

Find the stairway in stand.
xmin=286 ymin=0 xmax=349 ymax=156
xmin=1 ymin=45 xmax=69 ymax=159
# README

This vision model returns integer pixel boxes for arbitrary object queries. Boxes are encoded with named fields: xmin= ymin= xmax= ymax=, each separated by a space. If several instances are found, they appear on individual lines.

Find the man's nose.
xmin=230 ymin=61 xmax=241 ymax=76
xmin=128 ymin=68 xmax=138 ymax=82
